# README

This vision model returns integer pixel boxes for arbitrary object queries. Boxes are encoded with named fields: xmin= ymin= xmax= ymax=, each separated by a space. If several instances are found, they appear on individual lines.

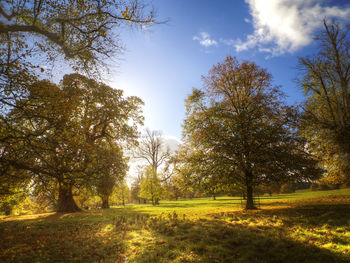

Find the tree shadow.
xmin=1 ymin=203 xmax=349 ymax=262
xmin=132 ymin=214 xmax=349 ymax=263
xmin=257 ymin=202 xmax=350 ymax=227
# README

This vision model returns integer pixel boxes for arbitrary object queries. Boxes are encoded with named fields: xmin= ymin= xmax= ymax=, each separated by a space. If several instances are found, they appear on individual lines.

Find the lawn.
xmin=1 ymin=189 xmax=350 ymax=262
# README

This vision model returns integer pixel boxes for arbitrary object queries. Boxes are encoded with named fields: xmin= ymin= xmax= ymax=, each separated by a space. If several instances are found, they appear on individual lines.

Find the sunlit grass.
xmin=1 ymin=188 xmax=350 ymax=262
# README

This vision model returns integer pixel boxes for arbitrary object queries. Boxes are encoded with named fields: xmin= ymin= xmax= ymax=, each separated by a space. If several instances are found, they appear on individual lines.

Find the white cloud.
xmin=228 ymin=0 xmax=350 ymax=55
xmin=161 ymin=136 xmax=182 ymax=153
xmin=193 ymin=32 xmax=218 ymax=47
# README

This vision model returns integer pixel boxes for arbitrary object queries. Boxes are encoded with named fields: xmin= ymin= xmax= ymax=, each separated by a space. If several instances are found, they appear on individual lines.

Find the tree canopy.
xmin=0 ymin=73 xmax=143 ymax=212
xmin=182 ymin=56 xmax=322 ymax=209
xmin=0 ymin=0 xmax=157 ymax=74
xmin=298 ymin=20 xmax=350 ymax=185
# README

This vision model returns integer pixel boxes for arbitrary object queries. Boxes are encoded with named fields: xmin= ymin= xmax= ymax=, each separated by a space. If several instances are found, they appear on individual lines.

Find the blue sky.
xmin=111 ymin=0 xmax=350 ymax=141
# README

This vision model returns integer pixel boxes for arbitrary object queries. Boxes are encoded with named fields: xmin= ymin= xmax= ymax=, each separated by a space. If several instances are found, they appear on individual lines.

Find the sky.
xmin=111 ymin=0 xmax=350 ymax=144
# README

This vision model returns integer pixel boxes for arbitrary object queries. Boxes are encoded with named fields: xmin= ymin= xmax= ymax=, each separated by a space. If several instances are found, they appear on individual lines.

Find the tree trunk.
xmin=57 ymin=183 xmax=81 ymax=213
xmin=101 ymin=196 xmax=110 ymax=209
xmin=3 ymin=203 xmax=12 ymax=215
xmin=155 ymin=198 xmax=159 ymax=205
xmin=245 ymin=171 xmax=256 ymax=210
xmin=213 ymin=194 xmax=216 ymax=200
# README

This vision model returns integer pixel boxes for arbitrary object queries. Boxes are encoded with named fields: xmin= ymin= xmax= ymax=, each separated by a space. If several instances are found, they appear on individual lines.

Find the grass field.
xmin=1 ymin=188 xmax=350 ymax=262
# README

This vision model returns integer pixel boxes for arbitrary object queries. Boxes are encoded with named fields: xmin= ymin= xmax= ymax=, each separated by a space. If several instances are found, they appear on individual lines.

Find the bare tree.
xmin=134 ymin=129 xmax=171 ymax=174
xmin=134 ymin=129 xmax=172 ymax=204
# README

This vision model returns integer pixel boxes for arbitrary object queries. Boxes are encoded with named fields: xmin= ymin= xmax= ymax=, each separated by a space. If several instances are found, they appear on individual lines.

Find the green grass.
xmin=1 ymin=188 xmax=350 ymax=262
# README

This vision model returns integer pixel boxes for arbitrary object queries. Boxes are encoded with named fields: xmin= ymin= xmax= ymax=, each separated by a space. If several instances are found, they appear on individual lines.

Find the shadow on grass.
xmin=131 ymin=213 xmax=348 ymax=263
xmin=0 ymin=207 xmax=137 ymax=262
xmin=258 ymin=202 xmax=350 ymax=227
xmin=1 ymin=203 xmax=349 ymax=263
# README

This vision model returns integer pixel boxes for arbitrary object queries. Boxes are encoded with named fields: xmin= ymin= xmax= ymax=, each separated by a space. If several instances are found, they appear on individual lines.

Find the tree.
xmin=298 ymin=20 xmax=350 ymax=183
xmin=134 ymin=128 xmax=172 ymax=204
xmin=175 ymin=143 xmax=229 ymax=200
xmin=112 ymin=180 xmax=130 ymax=206
xmin=183 ymin=56 xmax=322 ymax=209
xmin=139 ymin=166 xmax=162 ymax=205
xmin=94 ymin=143 xmax=128 ymax=209
xmin=134 ymin=129 xmax=171 ymax=174
xmin=0 ymin=74 xmax=143 ymax=212
xmin=0 ymin=0 xmax=157 ymax=74
xmin=130 ymin=167 xmax=143 ymax=203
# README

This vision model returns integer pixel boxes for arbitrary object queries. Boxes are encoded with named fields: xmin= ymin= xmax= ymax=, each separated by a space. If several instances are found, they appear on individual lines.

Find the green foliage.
xmin=139 ymin=166 xmax=163 ymax=205
xmin=0 ymin=0 xmax=157 ymax=74
xmin=111 ymin=180 xmax=130 ymax=206
xmin=280 ymin=183 xmax=295 ymax=194
xmin=181 ymin=56 xmax=322 ymax=209
xmin=299 ymin=20 xmax=350 ymax=184
xmin=0 ymin=74 xmax=143 ymax=212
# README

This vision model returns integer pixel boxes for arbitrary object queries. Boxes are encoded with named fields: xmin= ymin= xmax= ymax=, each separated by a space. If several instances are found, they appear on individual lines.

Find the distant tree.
xmin=139 ymin=166 xmax=162 ymax=205
xmin=134 ymin=129 xmax=171 ymax=174
xmin=162 ymin=176 xmax=183 ymax=201
xmin=183 ymin=56 xmax=322 ymax=209
xmin=134 ymin=129 xmax=171 ymax=204
xmin=94 ymin=144 xmax=128 ymax=209
xmin=280 ymin=183 xmax=295 ymax=194
xmin=113 ymin=180 xmax=130 ymax=206
xmin=257 ymin=183 xmax=281 ymax=196
xmin=130 ymin=176 xmax=142 ymax=204
xmin=298 ymin=20 xmax=350 ymax=184
xmin=0 ymin=74 xmax=143 ymax=212
xmin=0 ymin=187 xmax=26 ymax=215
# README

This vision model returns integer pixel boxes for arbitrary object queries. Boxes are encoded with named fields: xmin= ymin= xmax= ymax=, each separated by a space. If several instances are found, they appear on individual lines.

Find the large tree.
xmin=0 ymin=0 xmax=158 ymax=129
xmin=298 ymin=20 xmax=350 ymax=183
xmin=0 ymin=74 xmax=143 ymax=212
xmin=183 ymin=56 xmax=321 ymax=209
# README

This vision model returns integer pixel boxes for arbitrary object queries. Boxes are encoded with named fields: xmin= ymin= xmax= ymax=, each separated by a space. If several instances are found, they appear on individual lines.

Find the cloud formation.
xmin=193 ymin=32 xmax=218 ymax=47
xmin=229 ymin=0 xmax=350 ymax=55
xmin=162 ymin=136 xmax=182 ymax=153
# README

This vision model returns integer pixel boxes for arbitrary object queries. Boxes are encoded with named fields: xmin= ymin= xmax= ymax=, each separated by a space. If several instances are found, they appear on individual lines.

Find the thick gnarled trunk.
xmin=101 ymin=195 xmax=110 ymax=209
xmin=57 ymin=183 xmax=81 ymax=213
xmin=100 ymin=195 xmax=109 ymax=209
xmin=245 ymin=171 xmax=256 ymax=210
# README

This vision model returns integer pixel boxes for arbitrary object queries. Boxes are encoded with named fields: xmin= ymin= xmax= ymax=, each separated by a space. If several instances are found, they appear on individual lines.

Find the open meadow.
xmin=1 ymin=188 xmax=350 ymax=263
